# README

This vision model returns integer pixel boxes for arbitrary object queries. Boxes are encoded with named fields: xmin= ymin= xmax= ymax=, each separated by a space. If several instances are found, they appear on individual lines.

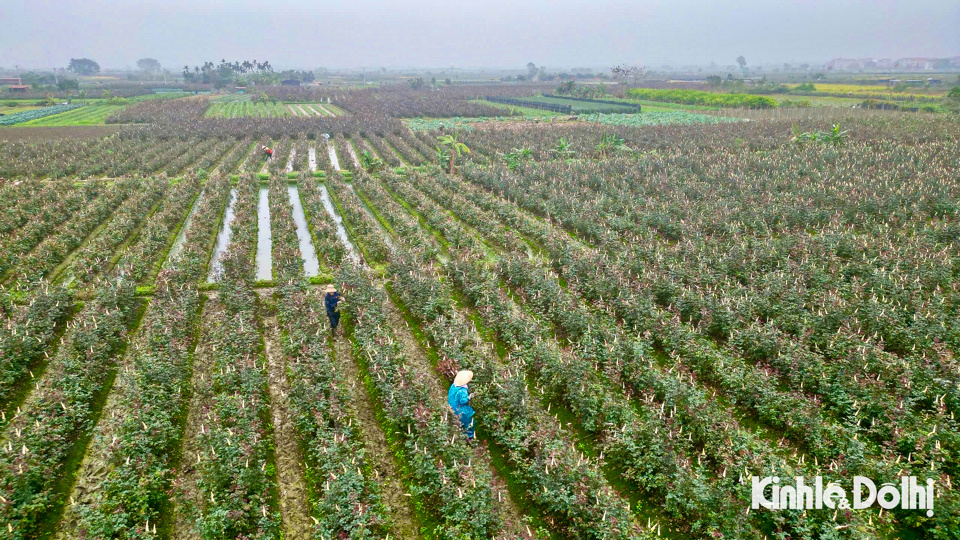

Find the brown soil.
xmin=256 ymin=291 xmax=314 ymax=539
xmin=0 ymin=125 xmax=124 ymax=142
xmin=330 ymin=328 xmax=420 ymax=539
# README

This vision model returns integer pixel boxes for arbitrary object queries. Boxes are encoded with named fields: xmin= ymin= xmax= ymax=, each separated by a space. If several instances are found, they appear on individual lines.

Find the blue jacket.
xmin=324 ymin=292 xmax=341 ymax=314
xmin=448 ymin=384 xmax=474 ymax=420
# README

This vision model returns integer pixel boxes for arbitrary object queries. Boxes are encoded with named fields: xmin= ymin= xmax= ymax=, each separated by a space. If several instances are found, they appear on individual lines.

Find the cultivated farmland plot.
xmin=0 ymin=84 xmax=958 ymax=540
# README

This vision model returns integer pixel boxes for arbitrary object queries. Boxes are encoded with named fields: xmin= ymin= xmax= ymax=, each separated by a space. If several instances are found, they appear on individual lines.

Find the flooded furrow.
xmin=287 ymin=185 xmax=320 ymax=277
xmin=326 ymin=141 xmax=341 ymax=171
xmin=317 ymin=184 xmax=360 ymax=265
xmin=206 ymin=188 xmax=237 ymax=282
xmin=166 ymin=187 xmax=205 ymax=266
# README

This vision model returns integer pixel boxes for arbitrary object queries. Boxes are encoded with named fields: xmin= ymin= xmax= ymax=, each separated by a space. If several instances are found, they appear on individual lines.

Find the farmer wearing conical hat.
xmin=448 ymin=370 xmax=475 ymax=441
xmin=323 ymin=284 xmax=343 ymax=336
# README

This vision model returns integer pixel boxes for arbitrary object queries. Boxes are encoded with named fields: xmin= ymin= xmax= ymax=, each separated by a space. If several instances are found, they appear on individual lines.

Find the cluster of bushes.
xmin=626 ymin=88 xmax=777 ymax=108
xmin=859 ymin=99 xmax=940 ymax=113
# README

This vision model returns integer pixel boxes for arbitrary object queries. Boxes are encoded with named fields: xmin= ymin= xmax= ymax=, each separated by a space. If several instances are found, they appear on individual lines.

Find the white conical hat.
xmin=453 ymin=370 xmax=473 ymax=387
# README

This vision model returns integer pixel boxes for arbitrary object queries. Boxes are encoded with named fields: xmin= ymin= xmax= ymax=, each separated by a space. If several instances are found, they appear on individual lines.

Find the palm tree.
xmin=436 ymin=134 xmax=470 ymax=174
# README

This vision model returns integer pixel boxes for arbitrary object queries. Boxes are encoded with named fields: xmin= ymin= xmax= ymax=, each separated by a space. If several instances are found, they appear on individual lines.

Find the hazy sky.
xmin=1 ymin=0 xmax=957 ymax=71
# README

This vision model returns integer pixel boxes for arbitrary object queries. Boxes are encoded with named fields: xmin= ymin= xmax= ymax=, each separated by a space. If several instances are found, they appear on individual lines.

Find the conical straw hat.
xmin=453 ymin=370 xmax=473 ymax=387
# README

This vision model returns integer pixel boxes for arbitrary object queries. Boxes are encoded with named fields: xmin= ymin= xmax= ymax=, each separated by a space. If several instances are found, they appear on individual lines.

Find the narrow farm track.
xmin=326 ymin=140 xmax=341 ymax=171
xmin=171 ymin=296 xmax=217 ymax=540
xmin=285 ymin=148 xmax=297 ymax=173
xmin=54 ymin=300 xmax=156 ymax=538
xmin=330 ymin=327 xmax=421 ymax=539
xmin=256 ymin=290 xmax=313 ymax=539
xmin=287 ymin=104 xmax=300 ymax=117
xmin=311 ymin=172 xmax=511 ymax=536
xmin=343 ymin=139 xmax=361 ymax=169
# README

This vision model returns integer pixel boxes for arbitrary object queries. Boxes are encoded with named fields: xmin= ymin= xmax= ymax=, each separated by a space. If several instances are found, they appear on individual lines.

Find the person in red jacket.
xmin=264 ymin=146 xmax=274 ymax=159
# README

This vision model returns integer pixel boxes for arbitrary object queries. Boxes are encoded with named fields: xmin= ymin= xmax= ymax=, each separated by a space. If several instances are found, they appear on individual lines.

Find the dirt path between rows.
xmin=330 ymin=329 xmax=419 ymax=539
xmin=343 ymin=139 xmax=361 ymax=169
xmin=287 ymin=104 xmax=300 ymax=117
xmin=171 ymin=299 xmax=218 ymax=540
xmin=257 ymin=290 xmax=314 ymax=539
xmin=351 ymin=182 xmax=529 ymax=537
xmin=383 ymin=289 xmax=528 ymax=537
xmin=54 ymin=311 xmax=148 ymax=538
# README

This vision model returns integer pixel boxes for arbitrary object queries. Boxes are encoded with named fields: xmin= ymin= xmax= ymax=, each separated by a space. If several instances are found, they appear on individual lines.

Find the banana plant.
xmin=550 ymin=137 xmax=576 ymax=159
xmin=436 ymin=133 xmax=470 ymax=174
xmin=595 ymin=132 xmax=630 ymax=158
xmin=359 ymin=149 xmax=384 ymax=172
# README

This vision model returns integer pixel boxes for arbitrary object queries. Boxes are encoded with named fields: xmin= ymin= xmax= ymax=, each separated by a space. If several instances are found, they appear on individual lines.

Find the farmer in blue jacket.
xmin=324 ymin=284 xmax=343 ymax=335
xmin=448 ymin=370 xmax=475 ymax=441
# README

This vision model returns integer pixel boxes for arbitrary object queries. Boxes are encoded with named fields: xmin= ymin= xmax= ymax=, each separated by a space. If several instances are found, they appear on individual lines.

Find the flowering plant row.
xmin=436 ymin=152 xmax=959 ymax=536
xmin=0 ymin=282 xmax=139 ymax=538
xmin=69 ymin=177 xmax=231 ymax=538
xmin=348 ymin=171 xmax=647 ymax=538
xmin=113 ymin=175 xmax=203 ymax=285
xmin=374 ymin=171 xmax=761 ymax=536
xmin=10 ymin=180 xmax=136 ymax=284
xmin=0 ymin=181 xmax=105 ymax=277
xmin=60 ymin=179 xmax=169 ymax=284
xmin=268 ymin=177 xmax=389 ymax=537
xmin=187 ymin=174 xmax=282 ymax=538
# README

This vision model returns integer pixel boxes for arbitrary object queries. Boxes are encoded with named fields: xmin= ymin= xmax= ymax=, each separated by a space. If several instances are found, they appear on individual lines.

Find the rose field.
xmin=0 ymin=85 xmax=958 ymax=540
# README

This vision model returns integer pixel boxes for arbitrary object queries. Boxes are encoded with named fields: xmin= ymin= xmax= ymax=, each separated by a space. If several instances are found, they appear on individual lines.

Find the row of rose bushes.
xmin=60 ymin=179 xmax=169 ymax=284
xmin=412 ymin=167 xmax=959 ymax=536
xmin=8 ymin=180 xmax=136 ymax=284
xmin=363 ymin=170 xmax=768 ymax=537
xmin=450 ymin=158 xmax=959 ymax=465
xmin=0 ymin=287 xmax=75 ymax=419
xmin=341 ymin=170 xmax=651 ymax=538
xmin=0 ymin=181 xmax=105 ymax=277
xmin=268 ymin=177 xmax=389 ymax=537
xmin=0 ymin=282 xmax=140 ymax=538
xmin=0 ymin=134 xmax=255 ymax=179
xmin=319 ymin=172 xmax=504 ymax=538
xmin=70 ymin=176 xmax=231 ymax=537
xmin=183 ymin=174 xmax=283 ymax=538
xmin=0 ymin=182 xmax=53 ymax=237
xmin=113 ymin=175 xmax=204 ymax=285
